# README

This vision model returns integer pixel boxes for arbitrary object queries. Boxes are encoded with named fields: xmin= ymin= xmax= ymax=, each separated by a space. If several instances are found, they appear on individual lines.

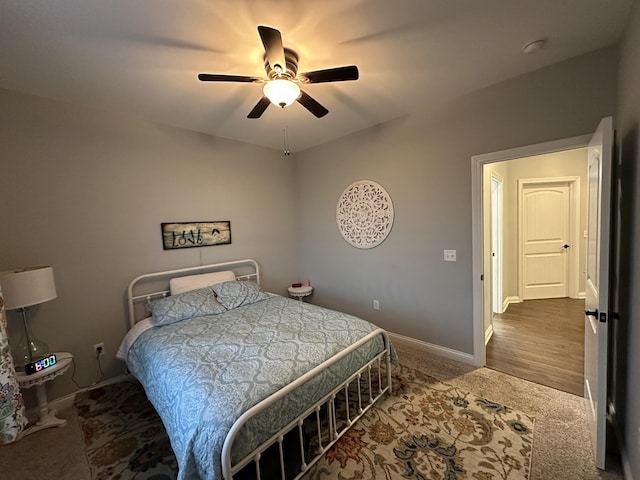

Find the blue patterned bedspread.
xmin=126 ymin=295 xmax=390 ymax=480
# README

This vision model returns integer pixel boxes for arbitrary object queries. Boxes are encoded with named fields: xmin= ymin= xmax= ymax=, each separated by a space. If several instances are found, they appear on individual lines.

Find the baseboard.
xmin=25 ymin=373 xmax=134 ymax=421
xmin=484 ymin=324 xmax=494 ymax=345
xmin=503 ymin=296 xmax=520 ymax=312
xmin=578 ymin=291 xmax=586 ymax=299
xmin=388 ymin=332 xmax=475 ymax=366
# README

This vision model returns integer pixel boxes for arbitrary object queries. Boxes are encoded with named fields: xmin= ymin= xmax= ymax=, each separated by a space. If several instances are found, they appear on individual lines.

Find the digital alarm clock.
xmin=25 ymin=354 xmax=57 ymax=375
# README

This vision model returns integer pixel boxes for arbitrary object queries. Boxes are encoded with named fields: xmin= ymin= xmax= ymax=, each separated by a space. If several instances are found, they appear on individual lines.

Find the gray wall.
xmin=295 ymin=47 xmax=617 ymax=356
xmin=616 ymin=0 xmax=640 ymax=477
xmin=0 ymin=89 xmax=298 ymax=405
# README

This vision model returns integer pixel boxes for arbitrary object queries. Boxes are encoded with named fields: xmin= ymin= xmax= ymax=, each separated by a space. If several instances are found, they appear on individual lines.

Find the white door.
xmin=584 ymin=117 xmax=613 ymax=469
xmin=520 ymin=181 xmax=571 ymax=299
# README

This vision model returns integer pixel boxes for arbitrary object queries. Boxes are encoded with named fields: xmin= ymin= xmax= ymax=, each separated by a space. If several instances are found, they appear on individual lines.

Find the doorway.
xmin=484 ymin=155 xmax=586 ymax=394
xmin=471 ymin=135 xmax=590 ymax=376
xmin=471 ymin=119 xmax=614 ymax=468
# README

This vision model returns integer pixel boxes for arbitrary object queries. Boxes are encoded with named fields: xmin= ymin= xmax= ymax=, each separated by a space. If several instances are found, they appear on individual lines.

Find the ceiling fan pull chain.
xmin=283 ymin=112 xmax=291 ymax=156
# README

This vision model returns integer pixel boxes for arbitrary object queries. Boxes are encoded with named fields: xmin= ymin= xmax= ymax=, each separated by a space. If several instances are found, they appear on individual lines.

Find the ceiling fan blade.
xmin=198 ymin=73 xmax=261 ymax=83
xmin=247 ymin=96 xmax=271 ymax=119
xmin=299 ymin=65 xmax=359 ymax=83
xmin=258 ymin=26 xmax=287 ymax=75
xmin=297 ymin=90 xmax=329 ymax=118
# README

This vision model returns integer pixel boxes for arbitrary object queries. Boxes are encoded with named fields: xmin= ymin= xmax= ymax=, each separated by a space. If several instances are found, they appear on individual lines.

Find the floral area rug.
xmin=75 ymin=380 xmax=177 ymax=480
xmin=75 ymin=366 xmax=534 ymax=480
xmin=306 ymin=365 xmax=534 ymax=480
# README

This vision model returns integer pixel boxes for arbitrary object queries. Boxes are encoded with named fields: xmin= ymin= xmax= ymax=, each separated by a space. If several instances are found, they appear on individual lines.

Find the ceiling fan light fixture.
xmin=263 ymin=79 xmax=300 ymax=108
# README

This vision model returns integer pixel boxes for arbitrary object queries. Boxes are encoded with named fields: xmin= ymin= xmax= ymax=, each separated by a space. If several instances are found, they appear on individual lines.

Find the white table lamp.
xmin=0 ymin=266 xmax=57 ymax=368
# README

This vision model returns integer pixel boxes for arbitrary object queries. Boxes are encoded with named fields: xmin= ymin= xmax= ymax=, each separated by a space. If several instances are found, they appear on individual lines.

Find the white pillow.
xmin=169 ymin=270 xmax=236 ymax=295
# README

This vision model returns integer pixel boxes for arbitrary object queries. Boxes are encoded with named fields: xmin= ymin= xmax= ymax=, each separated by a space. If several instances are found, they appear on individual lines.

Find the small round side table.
xmin=16 ymin=352 xmax=73 ymax=436
xmin=288 ymin=285 xmax=313 ymax=302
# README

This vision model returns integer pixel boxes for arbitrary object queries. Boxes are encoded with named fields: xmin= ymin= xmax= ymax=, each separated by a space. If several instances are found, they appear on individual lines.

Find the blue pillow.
xmin=211 ymin=281 xmax=269 ymax=310
xmin=148 ymin=286 xmax=226 ymax=326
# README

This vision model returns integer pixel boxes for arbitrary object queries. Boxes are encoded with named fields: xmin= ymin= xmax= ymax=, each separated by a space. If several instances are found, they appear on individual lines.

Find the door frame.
xmin=517 ymin=176 xmax=581 ymax=300
xmin=471 ymin=134 xmax=591 ymax=367
xmin=491 ymin=173 xmax=504 ymax=314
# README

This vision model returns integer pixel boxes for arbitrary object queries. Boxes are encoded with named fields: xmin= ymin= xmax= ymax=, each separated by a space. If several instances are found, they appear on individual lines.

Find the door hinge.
xmin=599 ymin=312 xmax=607 ymax=323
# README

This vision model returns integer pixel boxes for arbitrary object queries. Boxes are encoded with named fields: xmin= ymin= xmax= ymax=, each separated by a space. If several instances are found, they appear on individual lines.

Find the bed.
xmin=117 ymin=259 xmax=394 ymax=480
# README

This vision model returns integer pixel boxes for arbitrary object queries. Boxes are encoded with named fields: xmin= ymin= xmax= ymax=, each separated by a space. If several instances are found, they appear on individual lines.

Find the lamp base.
xmin=11 ymin=307 xmax=49 ymax=370
xmin=12 ymin=340 xmax=50 ymax=371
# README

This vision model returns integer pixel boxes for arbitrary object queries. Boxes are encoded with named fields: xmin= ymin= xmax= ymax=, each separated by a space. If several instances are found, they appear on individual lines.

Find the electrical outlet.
xmin=93 ymin=342 xmax=105 ymax=358
xmin=373 ymin=300 xmax=380 ymax=310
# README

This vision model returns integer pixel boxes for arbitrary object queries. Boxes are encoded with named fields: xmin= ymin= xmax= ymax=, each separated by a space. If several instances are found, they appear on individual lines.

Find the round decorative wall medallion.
xmin=336 ymin=180 xmax=394 ymax=249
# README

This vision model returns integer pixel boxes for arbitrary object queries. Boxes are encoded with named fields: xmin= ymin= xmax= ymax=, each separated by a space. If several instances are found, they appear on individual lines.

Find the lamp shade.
xmin=263 ymin=79 xmax=301 ymax=108
xmin=0 ymin=266 xmax=57 ymax=310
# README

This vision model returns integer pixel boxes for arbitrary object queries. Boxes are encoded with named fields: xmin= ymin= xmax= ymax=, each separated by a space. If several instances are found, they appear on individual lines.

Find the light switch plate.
xmin=444 ymin=250 xmax=457 ymax=261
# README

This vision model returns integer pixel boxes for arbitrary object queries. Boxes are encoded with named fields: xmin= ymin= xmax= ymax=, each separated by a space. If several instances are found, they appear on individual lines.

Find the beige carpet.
xmin=0 ymin=341 xmax=624 ymax=480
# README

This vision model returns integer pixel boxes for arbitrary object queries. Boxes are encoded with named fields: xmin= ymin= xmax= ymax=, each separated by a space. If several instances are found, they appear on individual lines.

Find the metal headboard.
xmin=126 ymin=258 xmax=260 ymax=328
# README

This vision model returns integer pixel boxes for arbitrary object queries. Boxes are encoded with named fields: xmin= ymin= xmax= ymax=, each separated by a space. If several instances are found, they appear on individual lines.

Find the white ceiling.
xmin=0 ymin=0 xmax=632 ymax=152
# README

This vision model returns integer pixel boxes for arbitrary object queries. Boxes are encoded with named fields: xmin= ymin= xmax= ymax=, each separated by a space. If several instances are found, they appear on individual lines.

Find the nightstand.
xmin=288 ymin=285 xmax=313 ymax=301
xmin=16 ymin=352 xmax=73 ymax=436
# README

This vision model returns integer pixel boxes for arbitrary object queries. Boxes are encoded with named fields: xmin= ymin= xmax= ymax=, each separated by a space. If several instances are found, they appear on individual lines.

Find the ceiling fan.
xmin=198 ymin=26 xmax=359 ymax=119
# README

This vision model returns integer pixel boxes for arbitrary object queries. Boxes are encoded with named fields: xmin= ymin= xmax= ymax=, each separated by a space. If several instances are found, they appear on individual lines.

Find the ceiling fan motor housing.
xmin=265 ymin=48 xmax=299 ymax=80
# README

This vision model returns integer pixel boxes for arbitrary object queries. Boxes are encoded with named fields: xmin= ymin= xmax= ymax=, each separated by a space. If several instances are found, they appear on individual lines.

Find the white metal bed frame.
xmin=126 ymin=259 xmax=392 ymax=480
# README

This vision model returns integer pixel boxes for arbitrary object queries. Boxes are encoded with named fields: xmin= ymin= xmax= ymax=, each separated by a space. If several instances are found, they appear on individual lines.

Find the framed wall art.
xmin=161 ymin=221 xmax=231 ymax=250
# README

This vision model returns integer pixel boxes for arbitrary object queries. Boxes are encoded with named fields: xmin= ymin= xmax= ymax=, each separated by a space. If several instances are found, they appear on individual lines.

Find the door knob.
xmin=563 ymin=244 xmax=570 ymax=249
xmin=585 ymin=309 xmax=598 ymax=317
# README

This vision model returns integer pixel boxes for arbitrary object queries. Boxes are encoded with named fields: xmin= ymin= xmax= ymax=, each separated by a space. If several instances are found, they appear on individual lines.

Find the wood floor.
xmin=486 ymin=297 xmax=585 ymax=396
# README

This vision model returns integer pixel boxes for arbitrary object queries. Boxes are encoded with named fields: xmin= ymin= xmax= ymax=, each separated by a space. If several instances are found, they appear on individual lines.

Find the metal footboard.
xmin=222 ymin=328 xmax=393 ymax=480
